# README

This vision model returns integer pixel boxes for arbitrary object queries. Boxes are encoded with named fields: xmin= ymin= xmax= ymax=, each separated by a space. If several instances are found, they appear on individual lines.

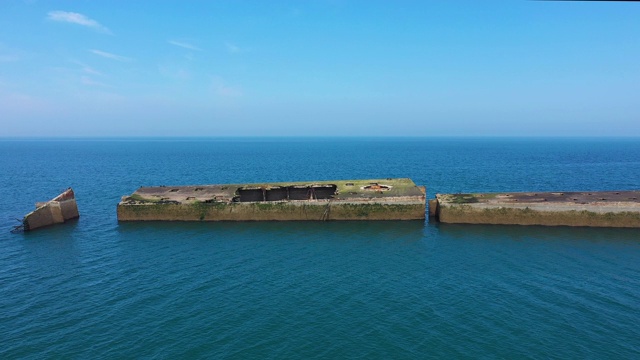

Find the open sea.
xmin=1 ymin=137 xmax=639 ymax=359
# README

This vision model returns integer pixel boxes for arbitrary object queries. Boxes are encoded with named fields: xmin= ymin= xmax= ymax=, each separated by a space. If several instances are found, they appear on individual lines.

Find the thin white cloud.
xmin=69 ymin=60 xmax=103 ymax=76
xmin=225 ymin=42 xmax=251 ymax=54
xmin=47 ymin=11 xmax=112 ymax=34
xmin=0 ymin=54 xmax=20 ymax=62
xmin=0 ymin=43 xmax=23 ymax=62
xmin=81 ymin=76 xmax=109 ymax=87
xmin=225 ymin=42 xmax=242 ymax=54
xmin=212 ymin=77 xmax=242 ymax=97
xmin=90 ymin=49 xmax=131 ymax=62
xmin=81 ymin=65 xmax=102 ymax=76
xmin=217 ymin=85 xmax=242 ymax=97
xmin=168 ymin=40 xmax=202 ymax=51
xmin=158 ymin=64 xmax=191 ymax=80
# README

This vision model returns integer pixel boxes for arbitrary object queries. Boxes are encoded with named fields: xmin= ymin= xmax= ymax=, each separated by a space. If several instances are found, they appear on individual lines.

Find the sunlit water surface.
xmin=1 ymin=138 xmax=639 ymax=358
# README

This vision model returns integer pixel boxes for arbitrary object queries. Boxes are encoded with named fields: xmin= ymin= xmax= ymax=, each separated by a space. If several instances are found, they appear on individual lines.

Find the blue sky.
xmin=1 ymin=0 xmax=639 ymax=137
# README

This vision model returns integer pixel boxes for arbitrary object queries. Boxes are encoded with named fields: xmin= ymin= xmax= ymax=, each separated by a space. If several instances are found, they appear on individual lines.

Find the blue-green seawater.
xmin=1 ymin=138 xmax=639 ymax=359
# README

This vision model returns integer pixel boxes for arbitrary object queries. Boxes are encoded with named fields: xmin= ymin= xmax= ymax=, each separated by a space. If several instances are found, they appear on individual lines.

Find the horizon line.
xmin=2 ymin=135 xmax=640 ymax=140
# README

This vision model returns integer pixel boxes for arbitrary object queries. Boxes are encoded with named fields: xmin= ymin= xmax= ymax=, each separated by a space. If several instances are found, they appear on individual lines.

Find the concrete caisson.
xmin=22 ymin=188 xmax=80 ymax=231
xmin=117 ymin=178 xmax=426 ymax=222
xmin=433 ymin=191 xmax=640 ymax=228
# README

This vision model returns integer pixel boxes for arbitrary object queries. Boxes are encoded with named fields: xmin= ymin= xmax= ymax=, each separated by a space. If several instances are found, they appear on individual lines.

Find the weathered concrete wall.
xmin=59 ymin=199 xmax=80 ymax=220
xmin=117 ymin=200 xmax=425 ymax=222
xmin=118 ymin=179 xmax=427 ymax=222
xmin=428 ymin=199 xmax=438 ymax=218
xmin=24 ymin=200 xmax=80 ymax=231
xmin=24 ymin=203 xmax=62 ymax=231
xmin=434 ymin=191 xmax=640 ymax=228
xmin=437 ymin=204 xmax=640 ymax=228
xmin=23 ymin=189 xmax=80 ymax=231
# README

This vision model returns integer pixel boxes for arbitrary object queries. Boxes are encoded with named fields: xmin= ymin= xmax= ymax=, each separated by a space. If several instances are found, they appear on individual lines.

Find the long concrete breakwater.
xmin=13 ymin=181 xmax=640 ymax=231
xmin=430 ymin=191 xmax=640 ymax=228
xmin=117 ymin=178 xmax=427 ymax=221
xmin=117 ymin=178 xmax=640 ymax=227
xmin=117 ymin=177 xmax=640 ymax=227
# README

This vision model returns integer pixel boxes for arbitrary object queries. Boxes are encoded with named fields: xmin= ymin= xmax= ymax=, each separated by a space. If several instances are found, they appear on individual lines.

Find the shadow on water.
xmin=19 ymin=218 xmax=80 ymax=241
xmin=117 ymin=220 xmax=427 ymax=243
xmin=113 ymin=221 xmax=432 ymax=279
xmin=435 ymin=222 xmax=640 ymax=245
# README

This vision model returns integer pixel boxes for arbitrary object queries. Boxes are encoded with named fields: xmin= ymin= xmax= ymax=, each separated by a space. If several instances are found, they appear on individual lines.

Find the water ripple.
xmin=2 ymin=139 xmax=640 ymax=358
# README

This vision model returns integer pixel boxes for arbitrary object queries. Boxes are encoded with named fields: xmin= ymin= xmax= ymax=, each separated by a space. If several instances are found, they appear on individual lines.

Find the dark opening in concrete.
xmin=266 ymin=187 xmax=288 ymax=201
xmin=289 ymin=186 xmax=310 ymax=200
xmin=238 ymin=188 xmax=264 ymax=202
xmin=312 ymin=185 xmax=337 ymax=199
xmin=237 ymin=184 xmax=337 ymax=202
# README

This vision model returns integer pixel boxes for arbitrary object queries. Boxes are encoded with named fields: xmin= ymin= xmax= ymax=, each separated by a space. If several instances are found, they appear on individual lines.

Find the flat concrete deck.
xmin=433 ymin=191 xmax=640 ymax=228
xmin=118 ymin=178 xmax=426 ymax=221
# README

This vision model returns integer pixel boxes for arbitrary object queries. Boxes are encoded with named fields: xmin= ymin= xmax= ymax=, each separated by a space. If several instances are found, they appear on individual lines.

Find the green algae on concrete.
xmin=117 ymin=178 xmax=426 ymax=222
xmin=434 ymin=191 xmax=640 ymax=228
